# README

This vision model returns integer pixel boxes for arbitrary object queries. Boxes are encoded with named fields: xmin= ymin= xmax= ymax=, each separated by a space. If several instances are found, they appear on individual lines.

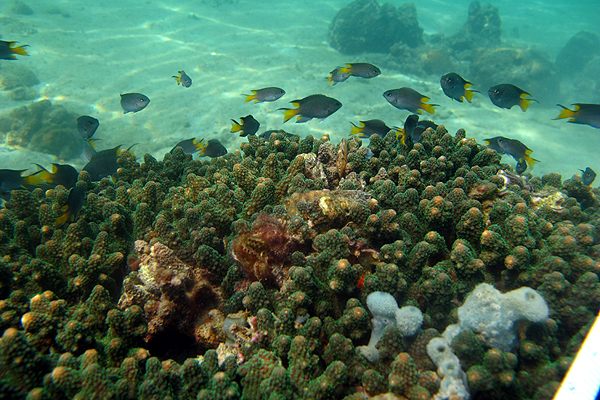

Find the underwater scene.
xmin=1 ymin=0 xmax=600 ymax=399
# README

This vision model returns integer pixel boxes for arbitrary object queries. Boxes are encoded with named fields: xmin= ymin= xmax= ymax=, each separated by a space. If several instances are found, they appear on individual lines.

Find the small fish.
xmin=0 ymin=40 xmax=29 ymax=60
xmin=497 ymin=137 xmax=539 ymax=169
xmin=243 ymin=87 xmax=285 ymax=103
xmin=488 ymin=84 xmax=537 ymax=111
xmin=327 ymin=67 xmax=351 ymax=85
xmin=394 ymin=114 xmax=420 ymax=146
xmin=170 ymin=138 xmax=204 ymax=154
xmin=279 ymin=94 xmax=342 ymax=123
xmin=383 ymin=88 xmax=439 ymax=114
xmin=440 ymin=72 xmax=479 ymax=103
xmin=554 ymin=104 xmax=600 ymax=129
xmin=349 ymin=119 xmax=392 ymax=138
xmin=172 ymin=70 xmax=192 ymax=88
xmin=580 ymin=167 xmax=597 ymax=186
xmin=516 ymin=159 xmax=527 ymax=174
xmin=338 ymin=63 xmax=381 ymax=79
xmin=120 ymin=93 xmax=150 ymax=114
xmin=77 ymin=116 xmax=100 ymax=140
xmin=231 ymin=115 xmax=260 ymax=137
xmin=83 ymin=145 xmax=125 ymax=181
xmin=55 ymin=186 xmax=85 ymax=227
xmin=198 ymin=139 xmax=227 ymax=158
xmin=27 ymin=164 xmax=78 ymax=189
xmin=412 ymin=120 xmax=438 ymax=143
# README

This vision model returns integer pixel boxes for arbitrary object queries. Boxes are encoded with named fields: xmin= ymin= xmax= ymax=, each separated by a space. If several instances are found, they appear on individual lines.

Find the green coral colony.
xmin=1 ymin=125 xmax=599 ymax=400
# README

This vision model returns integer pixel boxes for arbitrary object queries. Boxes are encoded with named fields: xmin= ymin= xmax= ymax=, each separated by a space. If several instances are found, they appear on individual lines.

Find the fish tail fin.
xmin=327 ymin=77 xmax=334 ymax=85
xmin=54 ymin=207 xmax=71 ymax=227
xmin=393 ymin=128 xmax=407 ymax=146
xmin=244 ymin=92 xmax=257 ymax=103
xmin=172 ymin=75 xmax=181 ymax=85
xmin=464 ymin=89 xmax=475 ymax=103
xmin=10 ymin=43 xmax=29 ymax=56
xmin=193 ymin=139 xmax=204 ymax=152
xmin=22 ymin=172 xmax=45 ymax=185
xmin=523 ymin=154 xmax=539 ymax=170
xmin=280 ymin=108 xmax=299 ymax=123
xmin=230 ymin=120 xmax=243 ymax=133
xmin=339 ymin=66 xmax=351 ymax=74
xmin=349 ymin=123 xmax=363 ymax=136
xmin=421 ymin=103 xmax=438 ymax=114
xmin=88 ymin=139 xmax=97 ymax=149
xmin=554 ymin=104 xmax=575 ymax=120
xmin=519 ymin=99 xmax=533 ymax=112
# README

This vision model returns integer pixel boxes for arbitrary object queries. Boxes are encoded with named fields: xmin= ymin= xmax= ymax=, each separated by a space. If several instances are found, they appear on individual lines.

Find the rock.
xmin=555 ymin=30 xmax=600 ymax=74
xmin=328 ymin=0 xmax=423 ymax=54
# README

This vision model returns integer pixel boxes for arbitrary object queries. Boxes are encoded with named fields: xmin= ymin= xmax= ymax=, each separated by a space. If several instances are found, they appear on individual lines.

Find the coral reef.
xmin=0 ymin=127 xmax=599 ymax=399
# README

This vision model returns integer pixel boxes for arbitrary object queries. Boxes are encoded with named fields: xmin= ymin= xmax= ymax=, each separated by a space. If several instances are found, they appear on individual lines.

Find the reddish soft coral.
xmin=230 ymin=213 xmax=296 ymax=284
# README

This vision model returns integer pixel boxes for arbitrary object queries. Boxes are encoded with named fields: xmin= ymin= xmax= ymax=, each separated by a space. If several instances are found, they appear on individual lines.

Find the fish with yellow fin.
xmin=0 ymin=169 xmax=41 ymax=195
xmin=485 ymin=136 xmax=539 ymax=170
xmin=383 ymin=88 xmax=439 ymax=114
xmin=83 ymin=144 xmax=135 ymax=181
xmin=172 ymin=70 xmax=192 ymax=88
xmin=231 ymin=115 xmax=260 ymax=137
xmin=488 ymin=84 xmax=538 ymax=111
xmin=243 ymin=87 xmax=285 ymax=103
xmin=197 ymin=139 xmax=227 ymax=158
xmin=338 ymin=63 xmax=381 ymax=79
xmin=554 ymin=104 xmax=600 ymax=129
xmin=0 ymin=40 xmax=29 ymax=60
xmin=327 ymin=68 xmax=351 ymax=85
xmin=27 ymin=164 xmax=78 ymax=189
xmin=279 ymin=94 xmax=342 ymax=123
xmin=55 ymin=186 xmax=85 ymax=227
xmin=349 ymin=119 xmax=393 ymax=138
xmin=440 ymin=73 xmax=479 ymax=103
xmin=170 ymin=138 xmax=204 ymax=154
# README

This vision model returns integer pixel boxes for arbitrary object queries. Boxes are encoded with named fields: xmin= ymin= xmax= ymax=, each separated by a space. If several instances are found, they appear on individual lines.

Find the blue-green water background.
xmin=1 ymin=0 xmax=599 ymax=179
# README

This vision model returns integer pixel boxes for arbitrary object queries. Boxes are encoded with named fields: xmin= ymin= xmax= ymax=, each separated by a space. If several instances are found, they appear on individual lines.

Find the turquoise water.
xmin=1 ymin=0 xmax=599 ymax=178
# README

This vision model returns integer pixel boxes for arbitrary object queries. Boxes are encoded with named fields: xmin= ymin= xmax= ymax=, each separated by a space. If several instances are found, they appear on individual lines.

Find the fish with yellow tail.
xmin=0 ymin=40 xmax=29 ymax=60
xmin=440 ymin=72 xmax=479 ymax=103
xmin=172 ymin=70 xmax=192 ymax=88
xmin=55 ymin=186 xmax=85 ymax=227
xmin=383 ymin=87 xmax=439 ymax=114
xmin=279 ymin=94 xmax=342 ymax=123
xmin=488 ymin=84 xmax=538 ymax=111
xmin=243 ymin=87 xmax=285 ymax=103
xmin=554 ymin=103 xmax=600 ymax=129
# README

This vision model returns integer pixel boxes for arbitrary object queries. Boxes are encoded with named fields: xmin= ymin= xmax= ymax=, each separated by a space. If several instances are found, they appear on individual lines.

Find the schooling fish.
xmin=83 ymin=145 xmax=126 ymax=181
xmin=383 ymin=87 xmax=439 ymax=114
xmin=172 ymin=70 xmax=192 ymax=88
xmin=120 ymin=93 xmax=150 ymax=114
xmin=327 ymin=67 xmax=351 ymax=85
xmin=580 ymin=167 xmax=597 ymax=186
xmin=198 ymin=139 xmax=227 ymax=158
xmin=231 ymin=115 xmax=260 ymax=137
xmin=440 ymin=72 xmax=479 ymax=103
xmin=497 ymin=137 xmax=539 ymax=169
xmin=28 ymin=164 xmax=78 ymax=189
xmin=349 ymin=119 xmax=393 ymax=138
xmin=170 ymin=138 xmax=204 ymax=154
xmin=77 ymin=116 xmax=100 ymax=140
xmin=0 ymin=41 xmax=29 ymax=60
xmin=243 ymin=87 xmax=285 ymax=103
xmin=554 ymin=104 xmax=600 ymax=129
xmin=279 ymin=94 xmax=342 ymax=123
xmin=488 ymin=84 xmax=537 ymax=111
xmin=339 ymin=63 xmax=381 ymax=79
xmin=55 ymin=186 xmax=85 ymax=227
